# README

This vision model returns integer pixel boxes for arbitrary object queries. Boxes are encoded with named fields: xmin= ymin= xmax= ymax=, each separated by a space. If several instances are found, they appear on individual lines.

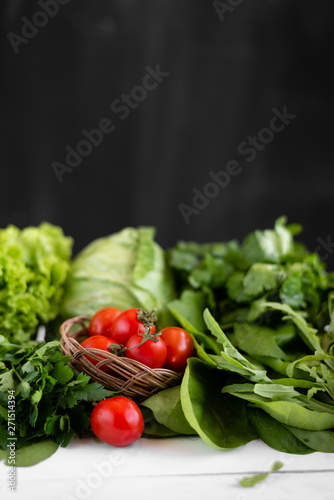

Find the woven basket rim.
xmin=59 ymin=315 xmax=182 ymax=400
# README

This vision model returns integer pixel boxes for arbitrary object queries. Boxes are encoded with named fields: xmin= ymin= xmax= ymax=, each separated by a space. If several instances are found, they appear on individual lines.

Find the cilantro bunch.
xmin=0 ymin=338 xmax=110 ymax=466
xmin=167 ymin=217 xmax=334 ymax=331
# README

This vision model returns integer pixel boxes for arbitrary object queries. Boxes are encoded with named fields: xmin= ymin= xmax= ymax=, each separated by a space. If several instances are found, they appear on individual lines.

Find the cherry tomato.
xmin=160 ymin=327 xmax=196 ymax=372
xmin=88 ymin=307 xmax=122 ymax=337
xmin=109 ymin=308 xmax=155 ymax=345
xmin=90 ymin=396 xmax=144 ymax=447
xmin=125 ymin=333 xmax=167 ymax=369
xmin=81 ymin=335 xmax=119 ymax=373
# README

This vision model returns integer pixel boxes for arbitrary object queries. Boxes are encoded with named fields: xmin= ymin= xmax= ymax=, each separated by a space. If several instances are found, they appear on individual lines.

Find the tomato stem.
xmin=109 ymin=308 xmax=161 ymax=356
xmin=137 ymin=308 xmax=157 ymax=328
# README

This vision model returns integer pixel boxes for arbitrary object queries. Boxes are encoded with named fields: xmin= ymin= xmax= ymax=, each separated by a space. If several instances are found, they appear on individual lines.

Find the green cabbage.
xmin=60 ymin=227 xmax=176 ymax=328
xmin=0 ymin=222 xmax=73 ymax=344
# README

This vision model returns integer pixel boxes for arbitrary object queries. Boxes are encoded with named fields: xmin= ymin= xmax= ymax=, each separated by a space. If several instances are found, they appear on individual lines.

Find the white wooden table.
xmin=1 ymin=436 xmax=333 ymax=500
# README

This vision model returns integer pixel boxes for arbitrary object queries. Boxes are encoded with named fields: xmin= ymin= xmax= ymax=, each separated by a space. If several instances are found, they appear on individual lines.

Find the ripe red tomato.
xmin=125 ymin=333 xmax=167 ymax=369
xmin=88 ymin=307 xmax=122 ymax=337
xmin=109 ymin=308 xmax=155 ymax=345
xmin=81 ymin=335 xmax=119 ymax=373
xmin=90 ymin=396 xmax=144 ymax=447
xmin=160 ymin=327 xmax=196 ymax=372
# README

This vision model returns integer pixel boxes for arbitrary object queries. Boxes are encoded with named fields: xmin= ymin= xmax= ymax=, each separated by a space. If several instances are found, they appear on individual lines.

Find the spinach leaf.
xmin=141 ymin=385 xmax=195 ymax=435
xmin=180 ymin=358 xmax=257 ymax=450
xmin=247 ymin=407 xmax=313 ymax=454
xmin=168 ymin=290 xmax=221 ymax=356
xmin=140 ymin=407 xmax=180 ymax=437
xmin=232 ymin=323 xmax=293 ymax=361
xmin=2 ymin=440 xmax=59 ymax=467
xmin=286 ymin=426 xmax=334 ymax=453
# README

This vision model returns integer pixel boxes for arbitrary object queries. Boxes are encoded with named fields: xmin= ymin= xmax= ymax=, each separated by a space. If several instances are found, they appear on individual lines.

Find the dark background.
xmin=1 ymin=0 xmax=333 ymax=265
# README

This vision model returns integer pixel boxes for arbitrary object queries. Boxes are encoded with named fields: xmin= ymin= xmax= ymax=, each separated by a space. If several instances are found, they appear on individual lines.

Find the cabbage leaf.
xmin=60 ymin=227 xmax=176 ymax=328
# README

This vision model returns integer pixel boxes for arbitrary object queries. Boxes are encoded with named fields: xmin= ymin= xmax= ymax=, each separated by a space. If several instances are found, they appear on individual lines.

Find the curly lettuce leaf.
xmin=0 ymin=223 xmax=72 ymax=344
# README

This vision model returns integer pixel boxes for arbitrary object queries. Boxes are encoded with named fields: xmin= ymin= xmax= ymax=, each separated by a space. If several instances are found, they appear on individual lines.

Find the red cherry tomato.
xmin=88 ymin=307 xmax=122 ymax=337
xmin=160 ymin=327 xmax=196 ymax=372
xmin=125 ymin=333 xmax=167 ymax=369
xmin=109 ymin=308 xmax=155 ymax=345
xmin=81 ymin=335 xmax=119 ymax=373
xmin=90 ymin=396 xmax=144 ymax=447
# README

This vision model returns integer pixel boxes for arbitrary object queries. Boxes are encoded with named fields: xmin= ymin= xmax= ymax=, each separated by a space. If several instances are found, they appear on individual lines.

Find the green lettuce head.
xmin=0 ymin=222 xmax=73 ymax=344
xmin=60 ymin=227 xmax=176 ymax=328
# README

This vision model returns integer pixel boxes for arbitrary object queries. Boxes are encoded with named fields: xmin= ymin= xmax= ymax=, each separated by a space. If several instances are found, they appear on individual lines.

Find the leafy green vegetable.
xmin=141 ymin=385 xmax=195 ymax=435
xmin=168 ymin=290 xmax=207 ymax=334
xmin=1 ymin=439 xmax=59 ymax=467
xmin=180 ymin=358 xmax=257 ymax=450
xmin=61 ymin=226 xmax=176 ymax=328
xmin=163 ymin=218 xmax=334 ymax=454
xmin=231 ymin=323 xmax=294 ymax=361
xmin=247 ymin=407 xmax=313 ymax=454
xmin=239 ymin=461 xmax=284 ymax=488
xmin=286 ymin=426 xmax=334 ymax=453
xmin=0 ymin=339 xmax=110 ymax=466
xmin=204 ymin=309 xmax=271 ymax=383
xmin=140 ymin=406 xmax=180 ymax=437
xmin=0 ymin=223 xmax=72 ymax=344
xmin=167 ymin=216 xmax=333 ymax=331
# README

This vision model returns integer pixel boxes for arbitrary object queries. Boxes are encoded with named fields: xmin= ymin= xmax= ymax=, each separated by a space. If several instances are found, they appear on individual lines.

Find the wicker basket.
xmin=60 ymin=316 xmax=182 ymax=401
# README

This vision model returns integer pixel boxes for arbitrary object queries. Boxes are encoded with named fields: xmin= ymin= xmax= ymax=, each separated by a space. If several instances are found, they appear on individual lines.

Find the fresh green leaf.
xmin=261 ymin=302 xmax=323 ymax=353
xmin=247 ymin=407 xmax=313 ymax=454
xmin=168 ymin=290 xmax=207 ymax=334
xmin=140 ymin=406 xmax=180 ymax=437
xmin=141 ymin=385 xmax=195 ymax=435
xmin=243 ymin=263 xmax=283 ymax=298
xmin=0 ymin=223 xmax=72 ymax=344
xmin=232 ymin=323 xmax=292 ymax=361
xmin=61 ymin=226 xmax=176 ymax=328
xmin=1 ymin=440 xmax=59 ymax=467
xmin=204 ymin=309 xmax=270 ymax=383
xmin=240 ymin=461 xmax=284 ymax=488
xmin=180 ymin=358 xmax=257 ymax=450
xmin=50 ymin=362 xmax=74 ymax=385
xmin=287 ymin=426 xmax=334 ymax=453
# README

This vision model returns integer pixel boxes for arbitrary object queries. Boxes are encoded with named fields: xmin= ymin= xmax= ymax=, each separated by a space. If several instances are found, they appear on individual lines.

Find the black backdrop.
xmin=1 ymin=0 xmax=334 ymax=266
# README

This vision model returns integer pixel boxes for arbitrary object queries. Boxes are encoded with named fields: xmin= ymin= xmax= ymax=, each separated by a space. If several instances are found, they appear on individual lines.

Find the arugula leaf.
xmin=204 ymin=309 xmax=270 ymax=383
xmin=261 ymin=302 xmax=323 ymax=353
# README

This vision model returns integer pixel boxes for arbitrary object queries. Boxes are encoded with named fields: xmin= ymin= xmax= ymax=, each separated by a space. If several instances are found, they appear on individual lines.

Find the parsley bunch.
xmin=0 ymin=338 xmax=110 ymax=464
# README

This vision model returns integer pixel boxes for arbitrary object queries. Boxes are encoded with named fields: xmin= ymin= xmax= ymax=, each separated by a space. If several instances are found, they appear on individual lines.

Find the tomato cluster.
xmin=81 ymin=306 xmax=196 ymax=448
xmin=83 ymin=306 xmax=196 ymax=372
